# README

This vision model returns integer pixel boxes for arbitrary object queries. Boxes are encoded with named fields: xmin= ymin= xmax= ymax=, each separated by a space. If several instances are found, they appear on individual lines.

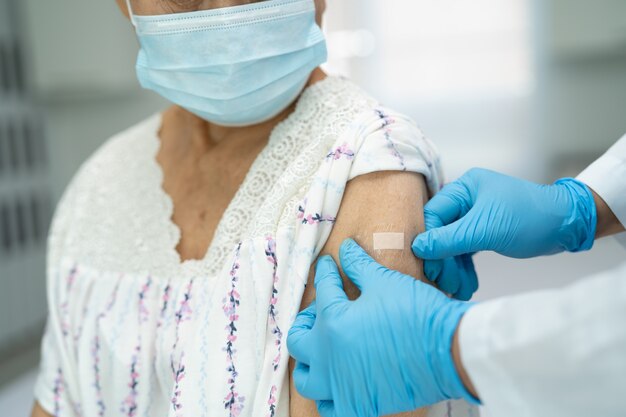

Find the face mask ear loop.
xmin=126 ymin=0 xmax=137 ymax=27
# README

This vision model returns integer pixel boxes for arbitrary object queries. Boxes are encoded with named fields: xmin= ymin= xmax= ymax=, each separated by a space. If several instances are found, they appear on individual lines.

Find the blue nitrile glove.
xmin=412 ymin=168 xmax=597 ymax=299
xmin=287 ymin=239 xmax=478 ymax=417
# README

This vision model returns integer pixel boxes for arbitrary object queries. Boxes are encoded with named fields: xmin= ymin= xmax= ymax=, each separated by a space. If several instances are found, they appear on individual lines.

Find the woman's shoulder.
xmin=47 ymin=113 xmax=165 ymax=266
xmin=55 ymin=113 xmax=162 ymax=211
xmin=300 ymin=76 xmax=418 ymax=126
xmin=302 ymin=76 xmax=443 ymax=194
xmin=297 ymin=76 xmax=379 ymax=122
xmin=76 ymin=113 xmax=162 ymax=186
xmin=299 ymin=76 xmax=435 ymax=152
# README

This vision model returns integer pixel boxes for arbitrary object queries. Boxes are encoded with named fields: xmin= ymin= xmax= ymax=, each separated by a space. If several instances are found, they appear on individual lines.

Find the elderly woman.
xmin=31 ymin=1 xmax=477 ymax=416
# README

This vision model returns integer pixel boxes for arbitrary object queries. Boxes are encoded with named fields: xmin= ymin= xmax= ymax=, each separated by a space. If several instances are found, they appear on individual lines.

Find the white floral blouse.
xmin=34 ymin=76 xmax=478 ymax=417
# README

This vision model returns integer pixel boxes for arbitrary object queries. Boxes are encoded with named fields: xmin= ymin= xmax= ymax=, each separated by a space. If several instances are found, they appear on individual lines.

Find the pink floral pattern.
xmin=326 ymin=142 xmax=355 ymax=160
xmin=223 ymin=243 xmax=245 ymax=417
xmin=296 ymin=198 xmax=307 ymax=221
xmin=376 ymin=109 xmax=406 ymax=170
xmin=303 ymin=213 xmax=336 ymax=225
xmin=297 ymin=199 xmax=336 ymax=226
xmin=171 ymin=352 xmax=186 ymax=416
xmin=139 ymin=277 xmax=152 ymax=323
xmin=175 ymin=280 xmax=193 ymax=327
xmin=266 ymin=385 xmax=278 ymax=417
xmin=60 ymin=266 xmax=78 ymax=337
xmin=53 ymin=367 xmax=64 ymax=417
xmin=92 ymin=278 xmax=122 ymax=417
xmin=91 ymin=336 xmax=105 ymax=417
xmin=298 ymin=206 xmax=336 ymax=225
xmin=265 ymin=238 xmax=283 ymax=417
xmin=265 ymin=237 xmax=282 ymax=371
xmin=169 ymin=279 xmax=194 ymax=413
xmin=157 ymin=282 xmax=172 ymax=328
xmin=121 ymin=344 xmax=140 ymax=417
xmin=121 ymin=277 xmax=152 ymax=417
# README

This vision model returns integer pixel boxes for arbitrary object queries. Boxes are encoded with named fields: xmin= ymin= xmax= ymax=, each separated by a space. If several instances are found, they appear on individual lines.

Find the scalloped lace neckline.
xmin=147 ymin=76 xmax=339 ymax=277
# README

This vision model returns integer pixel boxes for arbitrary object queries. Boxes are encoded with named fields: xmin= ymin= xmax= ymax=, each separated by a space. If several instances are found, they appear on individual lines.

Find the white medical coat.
xmin=459 ymin=134 xmax=626 ymax=417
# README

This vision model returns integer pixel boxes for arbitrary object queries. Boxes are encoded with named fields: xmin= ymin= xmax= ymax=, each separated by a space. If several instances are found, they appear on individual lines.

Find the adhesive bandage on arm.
xmin=372 ymin=233 xmax=405 ymax=250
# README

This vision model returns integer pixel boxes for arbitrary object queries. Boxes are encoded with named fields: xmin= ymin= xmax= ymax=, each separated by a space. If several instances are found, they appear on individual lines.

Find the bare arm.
xmin=592 ymin=189 xmax=625 ymax=238
xmin=305 ymin=171 xmax=429 ymax=302
xmin=290 ymin=170 xmax=430 ymax=417
xmin=30 ymin=402 xmax=52 ymax=417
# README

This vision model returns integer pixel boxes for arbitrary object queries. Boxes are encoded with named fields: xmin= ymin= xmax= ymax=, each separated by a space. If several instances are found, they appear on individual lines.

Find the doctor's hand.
xmin=287 ymin=239 xmax=478 ymax=417
xmin=412 ymin=168 xmax=597 ymax=292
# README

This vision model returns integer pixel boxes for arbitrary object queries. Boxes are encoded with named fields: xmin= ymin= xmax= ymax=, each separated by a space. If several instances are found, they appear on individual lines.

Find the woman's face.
xmin=116 ymin=0 xmax=326 ymax=25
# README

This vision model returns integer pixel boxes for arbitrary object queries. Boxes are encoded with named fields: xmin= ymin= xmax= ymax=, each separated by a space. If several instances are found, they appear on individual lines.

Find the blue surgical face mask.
xmin=126 ymin=0 xmax=327 ymax=127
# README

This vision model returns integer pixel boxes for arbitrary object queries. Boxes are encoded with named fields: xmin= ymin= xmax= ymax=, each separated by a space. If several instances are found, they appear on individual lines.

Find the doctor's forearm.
xmin=452 ymin=323 xmax=478 ymax=400
xmin=577 ymin=134 xmax=626 ymax=239
xmin=454 ymin=265 xmax=626 ymax=417
xmin=591 ymin=189 xmax=625 ymax=238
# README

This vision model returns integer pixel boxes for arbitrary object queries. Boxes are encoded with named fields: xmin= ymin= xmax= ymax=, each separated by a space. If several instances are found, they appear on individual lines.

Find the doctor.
xmin=287 ymin=135 xmax=626 ymax=417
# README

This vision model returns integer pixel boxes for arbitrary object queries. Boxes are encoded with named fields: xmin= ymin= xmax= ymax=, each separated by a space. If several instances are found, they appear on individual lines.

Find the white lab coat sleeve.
xmin=459 ymin=262 xmax=626 ymax=417
xmin=577 ymin=134 xmax=626 ymax=228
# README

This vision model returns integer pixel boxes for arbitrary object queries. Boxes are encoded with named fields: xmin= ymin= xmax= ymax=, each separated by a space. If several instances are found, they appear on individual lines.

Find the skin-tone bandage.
xmin=372 ymin=232 xmax=405 ymax=250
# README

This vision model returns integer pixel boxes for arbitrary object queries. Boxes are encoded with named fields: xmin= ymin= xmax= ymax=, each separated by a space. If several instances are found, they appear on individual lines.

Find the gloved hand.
xmin=287 ymin=239 xmax=478 ymax=417
xmin=412 ymin=168 xmax=597 ymax=296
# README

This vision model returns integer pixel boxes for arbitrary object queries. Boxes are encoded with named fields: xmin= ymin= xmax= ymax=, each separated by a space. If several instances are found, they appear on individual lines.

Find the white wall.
xmin=325 ymin=0 xmax=626 ymax=182
xmin=22 ymin=0 xmax=168 ymax=199
xmin=323 ymin=0 xmax=539 ymax=181
xmin=23 ymin=0 xmax=139 ymax=97
xmin=535 ymin=0 xmax=626 ymax=177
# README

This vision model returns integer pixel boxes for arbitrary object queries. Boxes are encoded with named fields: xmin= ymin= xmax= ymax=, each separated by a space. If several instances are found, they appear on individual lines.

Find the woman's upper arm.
xmin=303 ymin=170 xmax=429 ymax=303
xmin=291 ymin=170 xmax=431 ymax=417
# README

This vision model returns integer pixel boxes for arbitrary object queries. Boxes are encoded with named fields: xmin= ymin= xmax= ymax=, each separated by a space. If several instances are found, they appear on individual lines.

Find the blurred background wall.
xmin=1 ymin=0 xmax=625 ymax=415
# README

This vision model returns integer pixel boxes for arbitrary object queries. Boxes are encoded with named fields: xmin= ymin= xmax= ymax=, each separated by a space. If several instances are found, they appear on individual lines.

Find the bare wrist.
xmin=452 ymin=319 xmax=479 ymax=400
xmin=590 ymin=188 xmax=625 ymax=238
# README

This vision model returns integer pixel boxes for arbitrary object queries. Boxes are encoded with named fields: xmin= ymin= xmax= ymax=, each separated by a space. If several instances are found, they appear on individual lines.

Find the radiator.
xmin=0 ymin=0 xmax=51 ymax=364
